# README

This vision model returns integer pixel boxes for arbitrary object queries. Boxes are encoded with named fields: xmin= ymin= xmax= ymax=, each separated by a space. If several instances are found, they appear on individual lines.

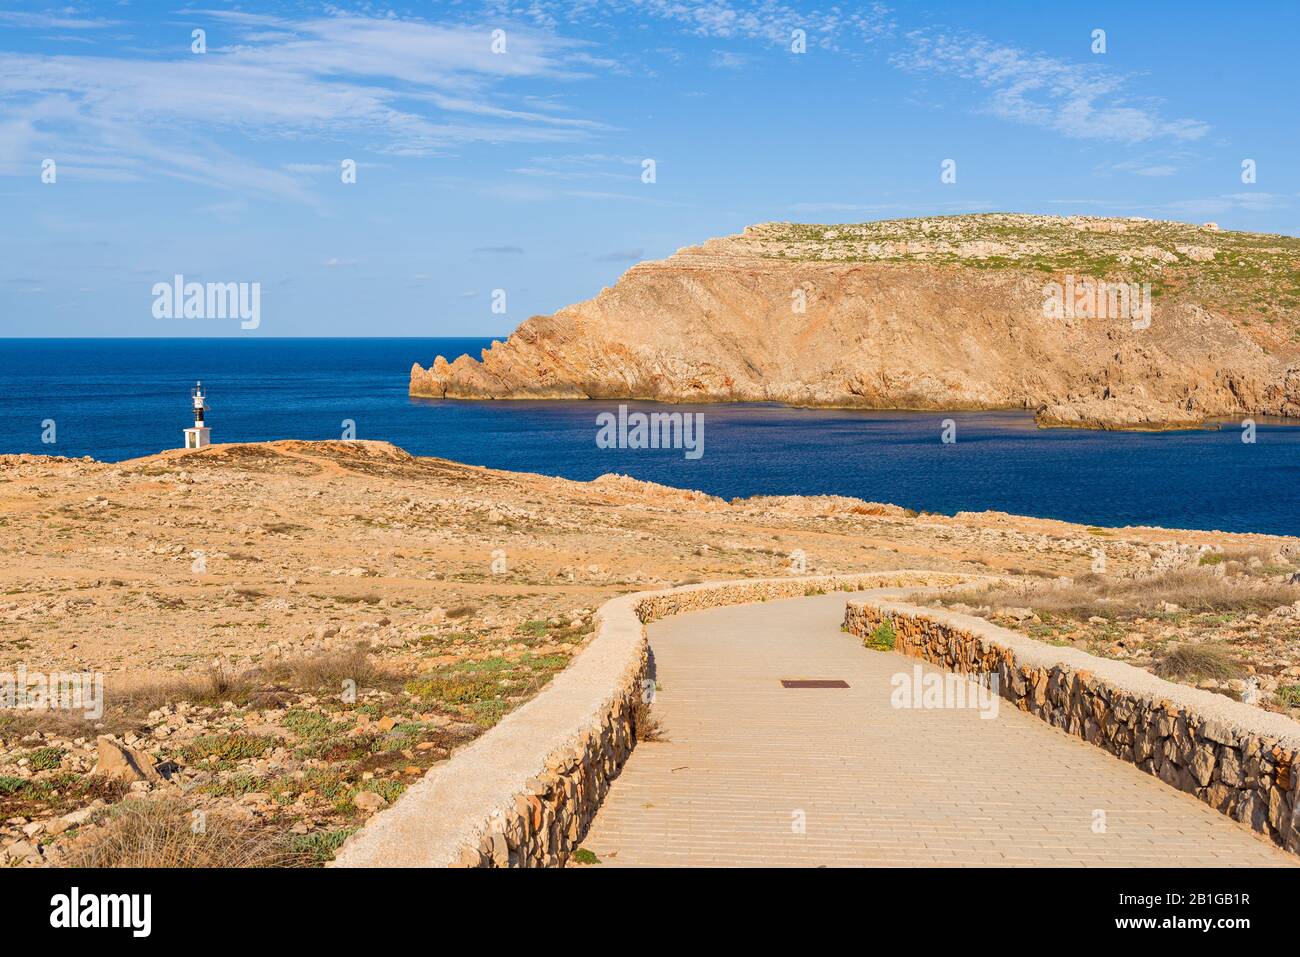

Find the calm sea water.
xmin=1 ymin=338 xmax=1297 ymax=536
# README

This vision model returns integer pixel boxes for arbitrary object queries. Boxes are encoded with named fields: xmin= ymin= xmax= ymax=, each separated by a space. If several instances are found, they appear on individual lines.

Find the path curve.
xmin=580 ymin=590 xmax=1294 ymax=867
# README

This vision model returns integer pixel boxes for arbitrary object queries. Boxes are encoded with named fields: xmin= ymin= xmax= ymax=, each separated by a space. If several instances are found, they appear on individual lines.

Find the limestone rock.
xmin=412 ymin=215 xmax=1300 ymax=432
xmin=91 ymin=735 xmax=160 ymax=783
xmin=352 ymin=791 xmax=387 ymax=813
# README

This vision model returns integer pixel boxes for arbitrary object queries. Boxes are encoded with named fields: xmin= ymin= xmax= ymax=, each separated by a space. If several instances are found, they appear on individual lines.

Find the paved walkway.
xmin=581 ymin=592 xmax=1295 ymax=867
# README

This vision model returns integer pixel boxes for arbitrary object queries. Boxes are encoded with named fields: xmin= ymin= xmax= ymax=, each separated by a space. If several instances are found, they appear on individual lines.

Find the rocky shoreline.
xmin=412 ymin=214 xmax=1300 ymax=432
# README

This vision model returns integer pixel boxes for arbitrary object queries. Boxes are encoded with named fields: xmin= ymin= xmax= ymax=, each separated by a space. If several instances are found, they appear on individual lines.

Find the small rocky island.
xmin=411 ymin=214 xmax=1300 ymax=431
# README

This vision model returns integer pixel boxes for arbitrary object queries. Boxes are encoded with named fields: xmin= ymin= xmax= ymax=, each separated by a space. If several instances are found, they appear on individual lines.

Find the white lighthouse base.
xmin=183 ymin=427 xmax=211 ymax=450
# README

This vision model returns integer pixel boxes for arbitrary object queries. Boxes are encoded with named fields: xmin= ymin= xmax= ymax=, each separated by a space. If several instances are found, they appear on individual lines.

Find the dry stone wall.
xmin=450 ymin=648 xmax=646 ymax=868
xmin=333 ymin=571 xmax=960 ymax=868
xmin=844 ymin=599 xmax=1300 ymax=855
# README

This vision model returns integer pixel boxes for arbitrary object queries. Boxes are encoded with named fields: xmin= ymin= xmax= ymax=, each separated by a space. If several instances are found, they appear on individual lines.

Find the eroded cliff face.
xmin=411 ymin=214 xmax=1300 ymax=429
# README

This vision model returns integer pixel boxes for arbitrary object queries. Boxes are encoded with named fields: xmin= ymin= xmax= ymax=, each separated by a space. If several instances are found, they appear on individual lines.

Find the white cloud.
xmin=0 ymin=11 xmax=117 ymax=30
xmin=513 ymin=0 xmax=894 ymax=49
xmin=710 ymin=50 xmax=751 ymax=70
xmin=562 ymin=188 xmax=687 ymax=206
xmin=1047 ymin=193 xmax=1293 ymax=218
xmin=509 ymin=153 xmax=641 ymax=180
xmin=892 ymin=30 xmax=1210 ymax=144
xmin=0 ymin=12 xmax=614 ymax=200
xmin=1162 ymin=192 xmax=1292 ymax=216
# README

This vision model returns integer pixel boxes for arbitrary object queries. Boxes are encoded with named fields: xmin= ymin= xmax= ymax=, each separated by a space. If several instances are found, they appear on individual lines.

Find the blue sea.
xmin=1 ymin=338 xmax=1297 ymax=536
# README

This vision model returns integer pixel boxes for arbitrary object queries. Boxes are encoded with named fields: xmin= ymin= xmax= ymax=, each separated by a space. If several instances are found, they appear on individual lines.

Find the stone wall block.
xmin=1190 ymin=743 xmax=1216 ymax=787
xmin=842 ymin=597 xmax=1300 ymax=858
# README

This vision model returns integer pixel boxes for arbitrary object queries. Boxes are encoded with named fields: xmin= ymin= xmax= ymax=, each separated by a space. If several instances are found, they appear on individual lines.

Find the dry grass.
xmin=942 ymin=567 xmax=1299 ymax=622
xmin=0 ymin=708 xmax=111 ymax=740
xmin=6 ymin=648 xmax=407 ymax=737
xmin=114 ymin=665 xmax=251 ymax=716
xmin=1199 ymin=546 xmax=1277 ymax=566
xmin=260 ymin=647 xmax=391 ymax=692
xmin=1153 ymin=644 xmax=1245 ymax=682
xmin=632 ymin=693 xmax=665 ymax=742
xmin=66 ymin=799 xmax=308 ymax=868
xmin=117 ymin=647 xmax=396 ymax=711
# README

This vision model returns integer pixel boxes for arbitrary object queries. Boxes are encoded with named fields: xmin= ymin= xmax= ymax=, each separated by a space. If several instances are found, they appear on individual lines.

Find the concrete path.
xmin=580 ymin=591 xmax=1295 ymax=867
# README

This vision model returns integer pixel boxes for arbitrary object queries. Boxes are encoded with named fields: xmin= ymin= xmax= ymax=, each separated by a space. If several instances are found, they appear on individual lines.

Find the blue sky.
xmin=1 ymin=0 xmax=1297 ymax=337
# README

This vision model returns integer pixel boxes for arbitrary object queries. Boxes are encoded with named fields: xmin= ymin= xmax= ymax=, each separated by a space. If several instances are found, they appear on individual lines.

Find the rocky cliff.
xmin=411 ymin=214 xmax=1300 ymax=429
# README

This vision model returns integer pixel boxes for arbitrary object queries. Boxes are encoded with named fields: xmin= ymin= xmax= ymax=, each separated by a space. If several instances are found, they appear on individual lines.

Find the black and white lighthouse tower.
xmin=183 ymin=382 xmax=211 ymax=449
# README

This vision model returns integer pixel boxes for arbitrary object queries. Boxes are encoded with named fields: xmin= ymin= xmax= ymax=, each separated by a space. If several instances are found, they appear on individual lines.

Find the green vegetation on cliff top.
xmin=750 ymin=214 xmax=1300 ymax=331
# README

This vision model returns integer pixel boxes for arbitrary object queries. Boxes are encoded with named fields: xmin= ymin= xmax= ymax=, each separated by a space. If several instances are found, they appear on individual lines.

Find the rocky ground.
xmin=1 ymin=438 xmax=1297 ymax=866
xmin=934 ymin=551 xmax=1300 ymax=711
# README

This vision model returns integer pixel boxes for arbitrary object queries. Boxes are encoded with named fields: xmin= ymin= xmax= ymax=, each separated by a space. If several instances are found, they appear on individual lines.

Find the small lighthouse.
xmin=183 ymin=382 xmax=211 ymax=449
